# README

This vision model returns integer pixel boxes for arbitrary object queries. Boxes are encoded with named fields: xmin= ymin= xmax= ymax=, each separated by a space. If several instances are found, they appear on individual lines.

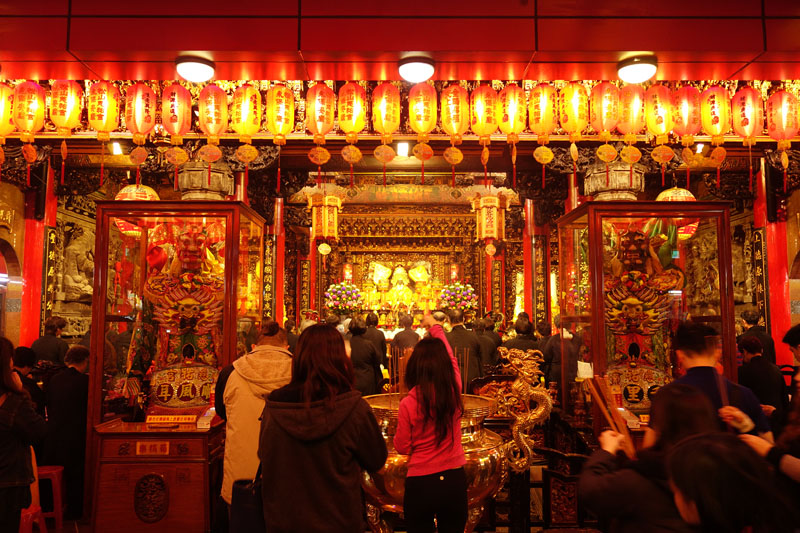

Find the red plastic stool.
xmin=18 ymin=505 xmax=47 ymax=533
xmin=36 ymin=466 xmax=65 ymax=530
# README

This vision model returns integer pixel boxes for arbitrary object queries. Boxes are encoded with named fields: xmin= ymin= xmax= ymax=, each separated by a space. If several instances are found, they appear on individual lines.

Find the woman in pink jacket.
xmin=394 ymin=313 xmax=466 ymax=533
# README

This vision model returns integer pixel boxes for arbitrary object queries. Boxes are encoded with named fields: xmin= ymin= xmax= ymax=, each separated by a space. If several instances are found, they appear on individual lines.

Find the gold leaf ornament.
xmin=620 ymin=145 xmax=642 ymax=165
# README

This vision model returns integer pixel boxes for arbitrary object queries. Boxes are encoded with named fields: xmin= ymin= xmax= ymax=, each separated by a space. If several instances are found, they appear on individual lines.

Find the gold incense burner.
xmin=361 ymin=347 xmax=552 ymax=533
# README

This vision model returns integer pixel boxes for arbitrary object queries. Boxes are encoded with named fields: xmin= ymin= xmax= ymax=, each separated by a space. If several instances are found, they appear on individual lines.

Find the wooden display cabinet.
xmin=555 ymin=201 xmax=735 ymax=415
xmin=86 ymin=201 xmax=265 ymax=532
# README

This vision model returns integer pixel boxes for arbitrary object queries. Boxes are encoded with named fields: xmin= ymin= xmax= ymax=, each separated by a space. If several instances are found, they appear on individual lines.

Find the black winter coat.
xmin=579 ymin=449 xmax=698 ymax=533
xmin=259 ymin=387 xmax=388 ymax=533
xmin=350 ymin=334 xmax=383 ymax=396
xmin=0 ymin=392 xmax=46 ymax=488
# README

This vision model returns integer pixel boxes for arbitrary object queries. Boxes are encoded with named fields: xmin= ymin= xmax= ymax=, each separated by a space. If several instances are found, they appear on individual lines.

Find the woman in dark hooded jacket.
xmin=579 ymin=384 xmax=718 ymax=532
xmin=258 ymin=324 xmax=387 ymax=533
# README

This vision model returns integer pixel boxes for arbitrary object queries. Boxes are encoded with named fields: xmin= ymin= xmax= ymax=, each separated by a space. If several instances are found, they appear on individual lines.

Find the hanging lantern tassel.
xmin=174 ymin=166 xmax=179 ymax=191
xmin=512 ymin=144 xmax=518 ymax=189
xmin=245 ymin=164 xmax=250 ymax=195
xmin=26 ymin=163 xmax=30 ymax=187
xmin=100 ymin=144 xmax=105 ymax=187
xmin=686 ymin=167 xmax=690 ymax=190
xmin=208 ymin=164 xmax=212 ymax=186
xmin=0 ymin=148 xmax=4 ymax=182
xmin=542 ymin=165 xmax=546 ymax=190
xmin=421 ymin=161 xmax=425 ymax=186
xmin=629 ymin=165 xmax=633 ymax=187
xmin=277 ymin=166 xmax=281 ymax=194
xmin=60 ymin=140 xmax=67 ymax=186
xmin=748 ymin=145 xmax=753 ymax=191
xmin=383 ymin=163 xmax=387 ymax=187
xmin=452 ymin=165 xmax=455 ymax=188
xmin=661 ymin=164 xmax=666 ymax=187
xmin=317 ymin=165 xmax=321 ymax=186
xmin=136 ymin=165 xmax=141 ymax=186
xmin=716 ymin=166 xmax=720 ymax=188
xmin=350 ymin=164 xmax=354 ymax=188
xmin=606 ymin=163 xmax=610 ymax=186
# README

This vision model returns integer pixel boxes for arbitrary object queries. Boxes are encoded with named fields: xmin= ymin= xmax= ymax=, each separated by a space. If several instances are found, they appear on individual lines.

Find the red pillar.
xmin=20 ymin=163 xmax=57 ymax=346
xmin=754 ymin=161 xmax=793 ymax=366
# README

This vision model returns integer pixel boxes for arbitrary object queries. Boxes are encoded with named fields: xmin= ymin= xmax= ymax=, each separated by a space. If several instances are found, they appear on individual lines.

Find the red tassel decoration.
xmin=484 ymin=164 xmax=488 ymax=189
xmin=452 ymin=166 xmax=455 ymax=188
xmin=606 ymin=163 xmax=609 ymax=186
xmin=208 ymin=164 xmax=211 ymax=186
xmin=350 ymin=164 xmax=354 ymax=188
xmin=421 ymin=161 xmax=425 ymax=186
xmin=686 ymin=167 xmax=690 ymax=189
xmin=784 ymin=169 xmax=788 ymax=194
xmin=26 ymin=164 xmax=30 ymax=187
xmin=629 ymin=165 xmax=633 ymax=187
xmin=100 ymin=149 xmax=105 ymax=187
xmin=383 ymin=163 xmax=386 ymax=187
xmin=174 ymin=167 xmax=179 ymax=191
xmin=244 ymin=165 xmax=249 ymax=197
xmin=60 ymin=160 xmax=65 ymax=186
xmin=748 ymin=145 xmax=753 ymax=191
xmin=513 ymin=164 xmax=517 ymax=189
xmin=136 ymin=166 xmax=141 ymax=186
xmin=277 ymin=166 xmax=281 ymax=194
xmin=661 ymin=165 xmax=665 ymax=187
xmin=317 ymin=165 xmax=321 ymax=186
xmin=542 ymin=165 xmax=546 ymax=189
xmin=716 ymin=166 xmax=720 ymax=188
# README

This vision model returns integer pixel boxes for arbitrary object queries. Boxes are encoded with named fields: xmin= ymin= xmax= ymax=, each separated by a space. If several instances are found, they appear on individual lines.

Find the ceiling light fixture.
xmin=175 ymin=56 xmax=216 ymax=83
xmin=397 ymin=142 xmax=410 ymax=157
xmin=398 ymin=56 xmax=435 ymax=83
xmin=617 ymin=55 xmax=658 ymax=84
xmin=111 ymin=142 xmax=123 ymax=155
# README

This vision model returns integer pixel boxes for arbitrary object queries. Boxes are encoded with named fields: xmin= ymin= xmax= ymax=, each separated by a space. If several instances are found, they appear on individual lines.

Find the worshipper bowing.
xmin=43 ymin=344 xmax=89 ymax=520
xmin=663 ymin=321 xmax=772 ymax=439
xmin=0 ymin=336 xmax=47 ymax=532
xmin=220 ymin=320 xmax=292 ymax=510
xmin=363 ymin=312 xmax=388 ymax=367
xmin=737 ymin=336 xmax=789 ymax=436
xmin=580 ymin=385 xmax=719 ymax=532
xmin=390 ymin=313 xmax=420 ymax=353
xmin=502 ymin=318 xmax=540 ymax=353
xmin=738 ymin=310 xmax=777 ymax=364
xmin=445 ymin=308 xmax=482 ymax=391
xmin=667 ymin=433 xmax=796 ymax=532
xmin=348 ymin=317 xmax=384 ymax=396
xmin=259 ymin=324 xmax=387 ymax=532
xmin=12 ymin=347 xmax=45 ymax=418
xmin=395 ymin=314 xmax=467 ymax=533
xmin=31 ymin=316 xmax=69 ymax=364
xmin=474 ymin=318 xmax=498 ymax=370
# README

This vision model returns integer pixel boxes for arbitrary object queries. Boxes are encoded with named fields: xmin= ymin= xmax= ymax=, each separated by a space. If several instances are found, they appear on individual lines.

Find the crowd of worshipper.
xmin=2 ymin=309 xmax=799 ymax=532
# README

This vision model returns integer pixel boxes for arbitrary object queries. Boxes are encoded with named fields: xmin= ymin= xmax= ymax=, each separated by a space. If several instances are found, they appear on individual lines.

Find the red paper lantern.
xmin=50 ymin=80 xmax=83 ymax=136
xmin=113 ymin=184 xmax=160 ymax=239
xmin=700 ymin=85 xmax=731 ymax=146
xmin=558 ymin=82 xmax=588 ymax=143
xmin=617 ymin=84 xmax=646 ymax=143
xmin=440 ymin=84 xmax=470 ymax=145
xmin=198 ymin=83 xmax=229 ymax=145
xmin=230 ymin=84 xmax=262 ymax=144
xmin=471 ymin=84 xmax=500 ymax=145
xmin=408 ymin=82 xmax=438 ymax=143
xmin=766 ymin=89 xmax=798 ymax=151
xmin=125 ymin=83 xmax=156 ymax=146
xmin=672 ymin=85 xmax=702 ymax=147
xmin=589 ymin=81 xmax=619 ymax=143
xmin=0 ymin=83 xmax=15 ymax=144
xmin=161 ymin=83 xmax=192 ymax=145
xmin=528 ymin=83 xmax=558 ymax=144
xmin=13 ymin=81 xmax=45 ymax=143
xmin=265 ymin=84 xmax=295 ymax=146
xmin=87 ymin=81 xmax=121 ymax=142
xmin=372 ymin=82 xmax=400 ymax=144
xmin=645 ymin=84 xmax=674 ymax=145
xmin=338 ymin=82 xmax=366 ymax=144
xmin=731 ymin=86 xmax=763 ymax=146
xmin=305 ymin=82 xmax=336 ymax=145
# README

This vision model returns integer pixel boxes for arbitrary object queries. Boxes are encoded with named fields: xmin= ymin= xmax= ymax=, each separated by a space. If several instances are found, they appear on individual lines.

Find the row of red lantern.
xmin=2 ymin=80 xmax=798 ymax=147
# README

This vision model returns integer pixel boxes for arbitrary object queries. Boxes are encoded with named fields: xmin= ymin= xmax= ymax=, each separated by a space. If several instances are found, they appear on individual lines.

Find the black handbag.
xmin=229 ymin=464 xmax=266 ymax=533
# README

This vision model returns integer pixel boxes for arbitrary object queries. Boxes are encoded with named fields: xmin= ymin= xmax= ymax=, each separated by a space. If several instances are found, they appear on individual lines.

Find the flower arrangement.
xmin=324 ymin=281 xmax=363 ymax=315
xmin=439 ymin=281 xmax=478 ymax=311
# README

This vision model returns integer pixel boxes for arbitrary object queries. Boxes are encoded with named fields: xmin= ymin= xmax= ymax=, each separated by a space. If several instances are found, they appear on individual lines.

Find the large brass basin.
xmin=361 ymin=394 xmax=506 ymax=532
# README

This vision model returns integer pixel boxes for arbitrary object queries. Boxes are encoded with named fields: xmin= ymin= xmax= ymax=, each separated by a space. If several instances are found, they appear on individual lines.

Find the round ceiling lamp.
xmin=398 ymin=56 xmax=435 ymax=83
xmin=175 ymin=56 xmax=216 ymax=83
xmin=617 ymin=55 xmax=658 ymax=84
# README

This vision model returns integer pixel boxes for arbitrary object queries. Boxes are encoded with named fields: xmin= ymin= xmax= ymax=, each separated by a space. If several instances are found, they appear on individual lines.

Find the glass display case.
xmin=556 ymin=201 xmax=734 ymax=415
xmin=86 ymin=200 xmax=265 ymax=532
